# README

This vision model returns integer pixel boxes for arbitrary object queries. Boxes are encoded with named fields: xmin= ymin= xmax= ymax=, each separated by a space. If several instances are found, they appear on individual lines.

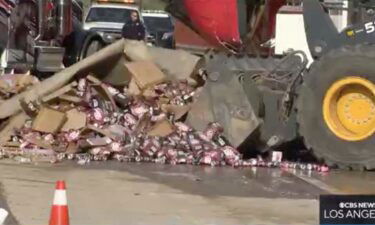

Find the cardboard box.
xmin=61 ymin=109 xmax=87 ymax=132
xmin=142 ymin=87 xmax=158 ymax=99
xmin=24 ymin=137 xmax=53 ymax=149
xmin=161 ymin=104 xmax=191 ymax=120
xmin=127 ymin=78 xmax=141 ymax=96
xmin=148 ymin=120 xmax=174 ymax=137
xmin=32 ymin=107 xmax=67 ymax=133
xmin=124 ymin=61 xmax=166 ymax=90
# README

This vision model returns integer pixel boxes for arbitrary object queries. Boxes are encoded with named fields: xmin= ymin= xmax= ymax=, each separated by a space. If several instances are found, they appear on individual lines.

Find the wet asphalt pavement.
xmin=87 ymin=162 xmax=326 ymax=199
xmin=0 ymin=160 xmax=373 ymax=224
xmin=0 ymin=183 xmax=19 ymax=225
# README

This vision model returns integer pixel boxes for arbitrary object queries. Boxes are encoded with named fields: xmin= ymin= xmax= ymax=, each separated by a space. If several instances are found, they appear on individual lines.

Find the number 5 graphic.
xmin=365 ymin=22 xmax=375 ymax=33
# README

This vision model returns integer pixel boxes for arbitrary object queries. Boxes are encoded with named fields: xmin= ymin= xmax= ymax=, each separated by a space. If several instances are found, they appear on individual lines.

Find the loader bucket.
xmin=186 ymin=56 xmax=261 ymax=148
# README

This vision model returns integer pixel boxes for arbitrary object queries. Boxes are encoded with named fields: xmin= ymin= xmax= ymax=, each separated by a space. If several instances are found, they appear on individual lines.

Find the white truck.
xmin=83 ymin=0 xmax=141 ymax=55
xmin=142 ymin=10 xmax=174 ymax=48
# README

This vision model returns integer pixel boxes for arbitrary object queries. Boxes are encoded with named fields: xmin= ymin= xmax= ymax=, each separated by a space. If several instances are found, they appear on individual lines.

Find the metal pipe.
xmin=56 ymin=0 xmax=72 ymax=38
xmin=35 ymin=0 xmax=47 ymax=42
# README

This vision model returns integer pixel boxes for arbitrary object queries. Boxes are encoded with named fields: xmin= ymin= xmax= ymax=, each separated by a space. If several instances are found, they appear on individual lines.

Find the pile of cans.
xmin=241 ymin=158 xmax=330 ymax=172
xmin=3 ymin=78 xmax=243 ymax=166
xmin=1 ymin=77 xmax=329 ymax=172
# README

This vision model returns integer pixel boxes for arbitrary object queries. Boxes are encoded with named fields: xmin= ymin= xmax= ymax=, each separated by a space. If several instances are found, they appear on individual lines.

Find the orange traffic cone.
xmin=49 ymin=181 xmax=70 ymax=225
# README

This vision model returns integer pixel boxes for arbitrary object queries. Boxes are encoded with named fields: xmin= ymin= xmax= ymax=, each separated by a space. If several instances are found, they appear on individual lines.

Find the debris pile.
xmin=0 ymin=61 xmax=246 ymax=167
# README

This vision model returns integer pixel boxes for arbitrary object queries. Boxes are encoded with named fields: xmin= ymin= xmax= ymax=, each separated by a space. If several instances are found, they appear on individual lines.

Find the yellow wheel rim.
xmin=323 ymin=77 xmax=375 ymax=141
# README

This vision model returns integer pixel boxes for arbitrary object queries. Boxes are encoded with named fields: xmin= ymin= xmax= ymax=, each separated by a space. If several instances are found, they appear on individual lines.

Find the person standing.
xmin=122 ymin=11 xmax=146 ymax=41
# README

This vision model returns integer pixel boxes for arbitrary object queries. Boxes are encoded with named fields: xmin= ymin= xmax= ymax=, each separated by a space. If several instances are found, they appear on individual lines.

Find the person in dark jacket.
xmin=122 ymin=11 xmax=146 ymax=41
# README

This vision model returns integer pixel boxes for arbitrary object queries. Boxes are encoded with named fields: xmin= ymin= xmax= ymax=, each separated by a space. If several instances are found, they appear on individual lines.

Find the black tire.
xmin=83 ymin=39 xmax=104 ymax=58
xmin=297 ymin=45 xmax=375 ymax=170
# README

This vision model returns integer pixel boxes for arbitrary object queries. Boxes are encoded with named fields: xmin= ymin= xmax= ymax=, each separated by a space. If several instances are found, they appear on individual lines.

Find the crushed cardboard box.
xmin=124 ymin=61 xmax=166 ymax=90
xmin=32 ymin=107 xmax=67 ymax=133
xmin=127 ymin=79 xmax=141 ymax=96
xmin=61 ymin=109 xmax=87 ymax=132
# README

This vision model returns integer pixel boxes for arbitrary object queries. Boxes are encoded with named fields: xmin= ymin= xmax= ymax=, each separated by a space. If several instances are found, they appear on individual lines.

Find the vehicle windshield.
xmin=86 ymin=7 xmax=137 ymax=23
xmin=143 ymin=16 xmax=173 ymax=32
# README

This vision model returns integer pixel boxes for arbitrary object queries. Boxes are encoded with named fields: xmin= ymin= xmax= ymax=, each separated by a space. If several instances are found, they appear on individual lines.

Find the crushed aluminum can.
xmin=214 ymin=135 xmax=231 ymax=147
xmin=299 ymin=163 xmax=307 ymax=170
xmin=135 ymin=155 xmax=142 ymax=162
xmin=114 ymin=93 xmax=131 ymax=108
xmin=77 ymin=158 xmax=90 ymax=165
xmin=280 ymin=162 xmax=289 ymax=169
xmin=169 ymin=134 xmax=181 ymax=142
xmin=90 ymin=108 xmax=105 ymax=123
xmin=110 ymin=142 xmax=122 ymax=152
xmin=65 ymin=130 xmax=81 ymax=142
xmin=155 ymin=156 xmax=166 ymax=164
xmin=90 ymin=98 xmax=100 ymax=108
xmin=90 ymin=147 xmax=104 ymax=155
xmin=249 ymin=158 xmax=258 ymax=166
xmin=241 ymin=160 xmax=252 ymax=167
xmin=169 ymin=159 xmax=178 ymax=165
xmin=177 ymin=157 xmax=187 ymax=164
xmin=198 ymin=132 xmax=210 ymax=142
xmin=206 ymin=150 xmax=223 ymax=162
xmin=142 ymin=157 xmax=151 ymax=162
xmin=106 ymin=85 xmax=120 ymax=96
xmin=78 ymin=78 xmax=88 ymax=92
xmin=320 ymin=165 xmax=330 ymax=172
xmin=67 ymin=154 xmax=75 ymax=160
xmin=225 ymin=158 xmax=238 ymax=167
xmin=221 ymin=146 xmax=240 ymax=160
xmin=11 ymin=135 xmax=20 ymax=142
xmin=166 ymin=148 xmax=178 ymax=160
xmin=43 ymin=133 xmax=55 ymax=143
xmin=200 ymin=155 xmax=212 ymax=165
xmin=186 ymin=154 xmax=194 ymax=164
xmin=123 ymin=113 xmax=137 ymax=128
xmin=257 ymin=160 xmax=266 ymax=167
xmin=24 ymin=120 xmax=33 ymax=129
xmin=175 ymin=122 xmax=191 ymax=133
xmin=20 ymin=141 xmax=30 ymax=150
xmin=57 ymin=153 xmax=66 ymax=161
xmin=203 ymin=122 xmax=224 ymax=140
xmin=130 ymin=102 xmax=149 ymax=118
xmin=76 ymin=154 xmax=91 ymax=165
xmin=271 ymin=151 xmax=283 ymax=163
xmin=155 ymin=149 xmax=165 ymax=158
xmin=167 ymin=139 xmax=177 ymax=148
